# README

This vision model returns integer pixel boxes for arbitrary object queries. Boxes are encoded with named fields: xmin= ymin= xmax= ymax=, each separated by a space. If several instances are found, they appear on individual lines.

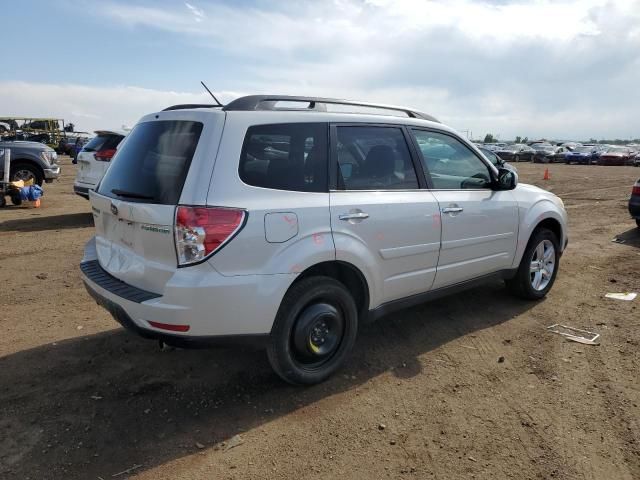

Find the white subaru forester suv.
xmin=80 ymin=95 xmax=568 ymax=385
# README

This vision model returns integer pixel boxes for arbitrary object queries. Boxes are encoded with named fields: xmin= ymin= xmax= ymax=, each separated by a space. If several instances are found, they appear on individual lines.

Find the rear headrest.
xmin=361 ymin=145 xmax=396 ymax=178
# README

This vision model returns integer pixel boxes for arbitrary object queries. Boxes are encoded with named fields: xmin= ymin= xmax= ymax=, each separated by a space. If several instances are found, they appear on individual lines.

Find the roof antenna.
xmin=201 ymin=81 xmax=223 ymax=107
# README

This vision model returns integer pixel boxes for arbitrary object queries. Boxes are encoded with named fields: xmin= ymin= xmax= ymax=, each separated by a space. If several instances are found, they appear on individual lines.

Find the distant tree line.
xmin=480 ymin=133 xmax=639 ymax=145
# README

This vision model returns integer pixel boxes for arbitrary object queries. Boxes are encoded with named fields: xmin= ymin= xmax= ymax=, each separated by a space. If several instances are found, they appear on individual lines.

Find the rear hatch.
xmin=76 ymin=131 xmax=125 ymax=187
xmin=90 ymin=115 xmax=218 ymax=293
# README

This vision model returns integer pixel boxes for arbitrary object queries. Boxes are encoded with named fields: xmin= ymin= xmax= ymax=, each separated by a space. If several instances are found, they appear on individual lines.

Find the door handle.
xmin=339 ymin=212 xmax=369 ymax=221
xmin=442 ymin=207 xmax=463 ymax=214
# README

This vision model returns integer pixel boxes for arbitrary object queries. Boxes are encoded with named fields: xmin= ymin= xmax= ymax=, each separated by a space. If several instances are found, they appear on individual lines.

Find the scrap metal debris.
xmin=547 ymin=324 xmax=600 ymax=346
xmin=224 ymin=434 xmax=244 ymax=451
xmin=605 ymin=292 xmax=637 ymax=301
xmin=112 ymin=464 xmax=143 ymax=477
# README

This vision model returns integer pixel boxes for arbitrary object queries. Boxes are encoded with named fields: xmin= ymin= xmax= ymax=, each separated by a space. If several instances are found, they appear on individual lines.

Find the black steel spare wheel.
xmin=292 ymin=302 xmax=344 ymax=364
xmin=267 ymin=276 xmax=358 ymax=385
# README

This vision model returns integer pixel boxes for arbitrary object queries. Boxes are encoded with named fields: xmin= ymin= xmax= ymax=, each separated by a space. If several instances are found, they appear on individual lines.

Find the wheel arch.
xmin=513 ymin=201 xmax=567 ymax=268
xmin=9 ymin=157 xmax=45 ymax=177
xmin=291 ymin=261 xmax=370 ymax=321
xmin=533 ymin=217 xmax=563 ymax=246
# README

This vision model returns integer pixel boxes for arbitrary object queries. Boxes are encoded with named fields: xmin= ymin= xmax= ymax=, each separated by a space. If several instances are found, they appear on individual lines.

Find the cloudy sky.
xmin=2 ymin=0 xmax=639 ymax=139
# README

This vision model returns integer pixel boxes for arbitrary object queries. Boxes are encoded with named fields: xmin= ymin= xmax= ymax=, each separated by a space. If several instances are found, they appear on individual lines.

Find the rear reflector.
xmin=175 ymin=206 xmax=246 ymax=266
xmin=148 ymin=321 xmax=190 ymax=332
xmin=94 ymin=148 xmax=117 ymax=162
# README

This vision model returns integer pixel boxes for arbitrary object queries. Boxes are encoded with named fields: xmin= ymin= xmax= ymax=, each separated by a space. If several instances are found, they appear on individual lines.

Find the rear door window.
xmin=97 ymin=120 xmax=203 ymax=205
xmin=335 ymin=126 xmax=419 ymax=190
xmin=239 ymin=123 xmax=328 ymax=192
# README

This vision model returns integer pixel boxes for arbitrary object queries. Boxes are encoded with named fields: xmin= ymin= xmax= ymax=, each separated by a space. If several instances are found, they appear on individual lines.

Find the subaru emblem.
xmin=111 ymin=203 xmax=118 ymax=215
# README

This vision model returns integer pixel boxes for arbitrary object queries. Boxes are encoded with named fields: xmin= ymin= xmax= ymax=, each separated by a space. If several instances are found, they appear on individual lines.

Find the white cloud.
xmin=5 ymin=0 xmax=639 ymax=139
xmin=0 ymin=81 xmax=241 ymax=133
xmin=89 ymin=0 xmax=640 ymax=139
xmin=184 ymin=2 xmax=205 ymax=23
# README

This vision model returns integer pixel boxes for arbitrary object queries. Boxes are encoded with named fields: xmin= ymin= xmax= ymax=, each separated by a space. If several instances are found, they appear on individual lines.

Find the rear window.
xmin=239 ymin=123 xmax=328 ymax=192
xmin=83 ymin=134 xmax=123 ymax=152
xmin=97 ymin=120 xmax=203 ymax=205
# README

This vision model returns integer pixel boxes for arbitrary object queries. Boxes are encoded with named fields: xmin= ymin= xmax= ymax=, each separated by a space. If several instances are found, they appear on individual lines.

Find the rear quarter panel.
xmin=204 ymin=112 xmax=335 ymax=277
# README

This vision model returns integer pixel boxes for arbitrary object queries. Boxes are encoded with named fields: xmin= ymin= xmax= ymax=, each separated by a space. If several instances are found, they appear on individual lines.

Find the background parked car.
xmin=71 ymin=137 xmax=89 ymax=163
xmin=0 ymin=140 xmax=60 ymax=185
xmin=564 ymin=146 xmax=598 ymax=165
xmin=57 ymin=136 xmax=76 ymax=155
xmin=630 ymin=178 xmax=640 ymax=228
xmin=73 ymin=130 xmax=126 ymax=198
xmin=598 ymin=146 xmax=635 ymax=166
xmin=478 ymin=147 xmax=517 ymax=173
xmin=531 ymin=143 xmax=560 ymax=163
xmin=558 ymin=142 xmax=581 ymax=151
xmin=495 ymin=144 xmax=535 ymax=162
xmin=481 ymin=142 xmax=506 ymax=152
xmin=633 ymin=152 xmax=640 ymax=167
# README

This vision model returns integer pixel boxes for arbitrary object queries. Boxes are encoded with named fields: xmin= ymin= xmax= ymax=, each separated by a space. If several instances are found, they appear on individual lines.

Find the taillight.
xmin=632 ymin=183 xmax=640 ymax=196
xmin=94 ymin=148 xmax=117 ymax=162
xmin=175 ymin=206 xmax=246 ymax=266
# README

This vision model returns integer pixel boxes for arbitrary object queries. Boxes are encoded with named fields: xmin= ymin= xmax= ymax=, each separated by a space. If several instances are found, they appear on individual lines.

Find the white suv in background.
xmin=80 ymin=95 xmax=568 ymax=385
xmin=73 ymin=129 xmax=127 ymax=198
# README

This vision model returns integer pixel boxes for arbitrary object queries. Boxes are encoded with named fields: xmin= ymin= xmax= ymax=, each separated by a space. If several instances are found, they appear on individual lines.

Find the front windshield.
xmin=607 ymin=147 xmax=628 ymax=153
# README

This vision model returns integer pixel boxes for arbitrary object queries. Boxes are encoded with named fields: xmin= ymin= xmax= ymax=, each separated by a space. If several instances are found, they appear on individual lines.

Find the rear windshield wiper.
xmin=111 ymin=189 xmax=154 ymax=200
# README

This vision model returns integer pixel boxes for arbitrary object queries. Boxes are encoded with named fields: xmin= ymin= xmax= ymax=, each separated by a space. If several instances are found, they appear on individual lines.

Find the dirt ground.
xmin=1 ymin=157 xmax=639 ymax=480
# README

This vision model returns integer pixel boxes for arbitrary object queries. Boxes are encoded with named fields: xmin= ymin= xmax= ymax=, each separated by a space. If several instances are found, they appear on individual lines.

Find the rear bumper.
xmin=73 ymin=180 xmax=96 ymax=199
xmin=83 ymin=279 xmax=268 ymax=348
xmin=79 ymin=237 xmax=291 ymax=344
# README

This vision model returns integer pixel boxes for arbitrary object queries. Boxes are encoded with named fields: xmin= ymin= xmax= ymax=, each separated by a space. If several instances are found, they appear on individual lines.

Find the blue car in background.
xmin=564 ymin=146 xmax=598 ymax=165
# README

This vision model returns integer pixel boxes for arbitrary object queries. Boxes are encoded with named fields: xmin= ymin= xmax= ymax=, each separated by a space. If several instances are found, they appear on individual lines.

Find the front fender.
xmin=513 ymin=199 xmax=567 ymax=268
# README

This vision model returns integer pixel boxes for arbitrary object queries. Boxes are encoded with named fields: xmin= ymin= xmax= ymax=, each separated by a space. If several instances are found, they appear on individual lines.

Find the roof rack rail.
xmin=222 ymin=95 xmax=439 ymax=122
xmin=162 ymin=104 xmax=221 ymax=112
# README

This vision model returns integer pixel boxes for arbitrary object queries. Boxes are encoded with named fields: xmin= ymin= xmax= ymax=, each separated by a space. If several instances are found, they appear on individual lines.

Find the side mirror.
xmin=495 ymin=167 xmax=518 ymax=190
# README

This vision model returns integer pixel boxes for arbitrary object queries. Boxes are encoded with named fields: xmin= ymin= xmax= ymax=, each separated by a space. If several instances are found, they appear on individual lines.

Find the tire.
xmin=10 ymin=162 xmax=44 ymax=186
xmin=10 ymin=194 xmax=22 ymax=206
xmin=267 ymin=276 xmax=359 ymax=385
xmin=0 ymin=195 xmax=5 ymax=208
xmin=636 ymin=218 xmax=640 ymax=229
xmin=506 ymin=228 xmax=560 ymax=300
